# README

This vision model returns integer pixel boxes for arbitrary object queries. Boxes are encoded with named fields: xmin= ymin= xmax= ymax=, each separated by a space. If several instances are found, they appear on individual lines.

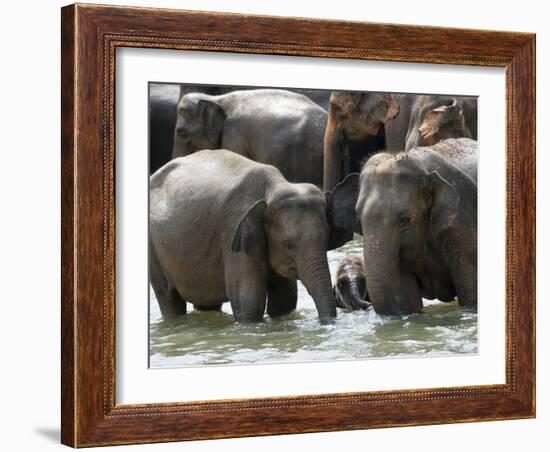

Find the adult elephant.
xmin=323 ymin=91 xmax=399 ymax=192
xmin=404 ymin=95 xmax=478 ymax=151
xmin=172 ymin=89 xmax=327 ymax=187
xmin=350 ymin=139 xmax=478 ymax=315
xmin=149 ymin=150 xmax=357 ymax=323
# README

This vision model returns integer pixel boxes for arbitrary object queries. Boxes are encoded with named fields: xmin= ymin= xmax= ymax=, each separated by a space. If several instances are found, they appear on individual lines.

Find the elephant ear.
xmin=197 ymin=99 xmax=227 ymax=147
xmin=432 ymin=98 xmax=459 ymax=115
xmin=428 ymin=171 xmax=459 ymax=238
xmin=428 ymin=98 xmax=464 ymax=128
xmin=231 ymin=200 xmax=267 ymax=257
xmin=326 ymin=173 xmax=361 ymax=249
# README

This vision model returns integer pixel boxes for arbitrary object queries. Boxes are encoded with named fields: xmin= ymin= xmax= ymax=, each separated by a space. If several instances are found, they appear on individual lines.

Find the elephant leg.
xmin=150 ymin=242 xmax=187 ymax=319
xmin=456 ymin=285 xmax=477 ymax=308
xmin=224 ymin=252 xmax=267 ymax=323
xmin=267 ymin=277 xmax=297 ymax=317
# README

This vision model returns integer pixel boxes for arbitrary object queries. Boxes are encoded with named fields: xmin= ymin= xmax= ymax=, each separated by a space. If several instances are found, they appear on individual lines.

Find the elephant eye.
xmin=284 ymin=241 xmax=296 ymax=251
xmin=398 ymin=215 xmax=412 ymax=229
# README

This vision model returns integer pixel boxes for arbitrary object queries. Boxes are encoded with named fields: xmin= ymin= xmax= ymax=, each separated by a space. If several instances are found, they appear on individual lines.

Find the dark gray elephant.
xmin=149 ymin=150 xmax=357 ymax=323
xmin=172 ymin=89 xmax=327 ymax=187
xmin=349 ymin=139 xmax=478 ymax=315
xmin=149 ymin=83 xmax=181 ymax=174
xmin=404 ymin=95 xmax=478 ymax=151
xmin=333 ymin=256 xmax=371 ymax=310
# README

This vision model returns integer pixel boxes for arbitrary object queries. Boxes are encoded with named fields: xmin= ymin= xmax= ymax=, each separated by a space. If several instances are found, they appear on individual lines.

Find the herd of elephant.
xmin=149 ymin=84 xmax=478 ymax=324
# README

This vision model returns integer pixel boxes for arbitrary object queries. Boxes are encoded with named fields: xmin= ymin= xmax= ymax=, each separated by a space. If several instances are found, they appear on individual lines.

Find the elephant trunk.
xmin=347 ymin=280 xmax=371 ymax=310
xmin=323 ymin=114 xmax=343 ymax=192
xmin=297 ymin=252 xmax=337 ymax=323
xmin=363 ymin=236 xmax=422 ymax=315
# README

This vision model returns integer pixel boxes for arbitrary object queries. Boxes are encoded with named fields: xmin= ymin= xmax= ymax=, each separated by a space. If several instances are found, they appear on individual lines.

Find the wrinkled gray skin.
xmin=333 ymin=256 xmax=371 ymax=310
xmin=405 ymin=96 xmax=478 ymax=151
xmin=422 ymin=138 xmax=478 ymax=182
xmin=150 ymin=150 xmax=358 ymax=323
xmin=172 ymin=89 xmax=327 ymax=187
xmin=349 ymin=139 xmax=478 ymax=315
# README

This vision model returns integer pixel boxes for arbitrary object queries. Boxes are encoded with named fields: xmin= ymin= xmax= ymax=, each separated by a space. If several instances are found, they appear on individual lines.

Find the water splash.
xmin=149 ymin=236 xmax=478 ymax=368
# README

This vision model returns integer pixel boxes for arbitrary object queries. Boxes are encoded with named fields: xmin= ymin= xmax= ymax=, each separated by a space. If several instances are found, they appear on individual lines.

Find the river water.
xmin=149 ymin=237 xmax=478 ymax=368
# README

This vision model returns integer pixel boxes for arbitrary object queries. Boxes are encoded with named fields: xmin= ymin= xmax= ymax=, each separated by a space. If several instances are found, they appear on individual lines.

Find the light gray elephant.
xmin=149 ymin=150 xmax=358 ymax=323
xmin=172 ymin=89 xmax=327 ymax=187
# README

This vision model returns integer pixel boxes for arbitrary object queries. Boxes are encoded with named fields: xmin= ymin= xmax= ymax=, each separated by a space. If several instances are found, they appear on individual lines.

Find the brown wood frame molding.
xmin=61 ymin=3 xmax=536 ymax=447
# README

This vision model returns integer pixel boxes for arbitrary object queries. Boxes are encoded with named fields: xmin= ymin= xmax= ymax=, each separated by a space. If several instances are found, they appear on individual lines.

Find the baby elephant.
xmin=333 ymin=256 xmax=371 ymax=310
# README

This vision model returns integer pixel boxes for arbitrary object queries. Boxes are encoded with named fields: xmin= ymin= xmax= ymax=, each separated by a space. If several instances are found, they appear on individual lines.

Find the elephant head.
xmin=356 ymin=152 xmax=470 ymax=315
xmin=405 ymin=96 xmax=472 ymax=151
xmin=323 ymin=91 xmax=399 ymax=192
xmin=172 ymin=93 xmax=227 ymax=158
xmin=231 ymin=182 xmax=359 ymax=322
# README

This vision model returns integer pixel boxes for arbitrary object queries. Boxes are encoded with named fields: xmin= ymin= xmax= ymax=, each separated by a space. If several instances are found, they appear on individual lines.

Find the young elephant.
xmin=149 ymin=150 xmax=357 ymax=323
xmin=333 ymin=256 xmax=371 ymax=310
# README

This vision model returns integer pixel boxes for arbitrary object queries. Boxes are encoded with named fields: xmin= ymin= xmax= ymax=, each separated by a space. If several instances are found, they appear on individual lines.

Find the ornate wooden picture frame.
xmin=61 ymin=3 xmax=535 ymax=447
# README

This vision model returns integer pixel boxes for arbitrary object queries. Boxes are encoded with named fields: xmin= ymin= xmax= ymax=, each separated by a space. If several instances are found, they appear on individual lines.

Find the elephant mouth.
xmin=287 ymin=266 xmax=298 ymax=279
xmin=277 ymin=266 xmax=298 ymax=280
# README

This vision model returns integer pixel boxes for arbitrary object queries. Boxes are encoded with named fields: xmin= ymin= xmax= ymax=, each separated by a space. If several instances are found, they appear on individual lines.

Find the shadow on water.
xmin=149 ymin=236 xmax=478 ymax=367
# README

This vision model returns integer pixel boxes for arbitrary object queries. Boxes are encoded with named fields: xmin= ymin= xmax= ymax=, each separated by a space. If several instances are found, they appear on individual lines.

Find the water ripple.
xmin=149 ymin=237 xmax=478 ymax=367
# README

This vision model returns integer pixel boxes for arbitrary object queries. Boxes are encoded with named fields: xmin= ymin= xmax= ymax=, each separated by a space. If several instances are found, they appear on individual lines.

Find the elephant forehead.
xmin=179 ymin=92 xmax=208 ymax=109
xmin=337 ymin=256 xmax=364 ymax=276
xmin=270 ymin=195 xmax=325 ymax=214
xmin=367 ymin=156 xmax=424 ymax=186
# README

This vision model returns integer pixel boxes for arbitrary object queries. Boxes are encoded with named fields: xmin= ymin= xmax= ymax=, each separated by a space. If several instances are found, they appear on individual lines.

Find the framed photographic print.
xmin=61 ymin=3 xmax=536 ymax=447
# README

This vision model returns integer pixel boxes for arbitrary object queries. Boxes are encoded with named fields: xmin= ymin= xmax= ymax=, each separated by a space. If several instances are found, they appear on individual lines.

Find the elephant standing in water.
xmin=149 ymin=150 xmax=357 ymax=323
xmin=346 ymin=139 xmax=478 ymax=315
xmin=172 ymin=89 xmax=327 ymax=187
xmin=323 ymin=91 xmax=399 ymax=192
xmin=333 ymin=256 xmax=371 ymax=310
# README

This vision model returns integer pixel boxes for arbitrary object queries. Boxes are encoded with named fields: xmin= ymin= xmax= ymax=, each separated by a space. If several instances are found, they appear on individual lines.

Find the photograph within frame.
xmin=61 ymin=4 xmax=535 ymax=446
xmin=148 ymin=82 xmax=479 ymax=368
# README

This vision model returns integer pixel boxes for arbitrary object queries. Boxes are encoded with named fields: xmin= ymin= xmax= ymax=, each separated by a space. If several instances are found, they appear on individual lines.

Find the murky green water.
xmin=149 ymin=237 xmax=478 ymax=368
